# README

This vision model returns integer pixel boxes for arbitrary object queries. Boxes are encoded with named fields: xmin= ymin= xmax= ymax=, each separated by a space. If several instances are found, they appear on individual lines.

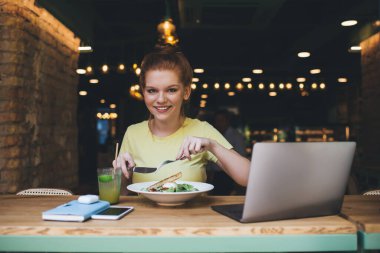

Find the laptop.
xmin=211 ymin=142 xmax=356 ymax=223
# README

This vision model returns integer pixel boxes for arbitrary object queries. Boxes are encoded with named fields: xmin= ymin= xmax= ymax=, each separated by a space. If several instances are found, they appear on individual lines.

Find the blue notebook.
xmin=42 ymin=200 xmax=110 ymax=222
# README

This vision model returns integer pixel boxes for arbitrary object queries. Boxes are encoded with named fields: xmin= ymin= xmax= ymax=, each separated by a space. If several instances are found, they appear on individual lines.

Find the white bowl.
xmin=127 ymin=181 xmax=214 ymax=206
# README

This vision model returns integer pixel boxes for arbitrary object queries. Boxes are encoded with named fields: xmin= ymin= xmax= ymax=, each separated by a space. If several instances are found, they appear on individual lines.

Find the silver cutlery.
xmin=132 ymin=157 xmax=185 ymax=174
xmin=131 ymin=166 xmax=157 ymax=173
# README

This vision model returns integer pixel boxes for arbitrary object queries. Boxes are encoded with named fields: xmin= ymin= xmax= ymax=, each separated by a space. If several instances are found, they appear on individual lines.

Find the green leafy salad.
xmin=145 ymin=182 xmax=198 ymax=192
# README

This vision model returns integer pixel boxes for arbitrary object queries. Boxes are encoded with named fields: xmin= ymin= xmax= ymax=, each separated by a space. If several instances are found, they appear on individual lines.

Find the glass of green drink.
xmin=97 ymin=167 xmax=121 ymax=204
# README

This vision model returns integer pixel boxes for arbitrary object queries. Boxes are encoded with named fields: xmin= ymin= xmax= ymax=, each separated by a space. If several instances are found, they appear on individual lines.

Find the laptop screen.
xmin=240 ymin=142 xmax=356 ymax=222
xmin=211 ymin=142 xmax=356 ymax=223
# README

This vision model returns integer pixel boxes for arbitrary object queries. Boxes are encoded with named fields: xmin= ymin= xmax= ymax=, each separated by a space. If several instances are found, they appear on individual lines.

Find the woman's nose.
xmin=157 ymin=92 xmax=167 ymax=102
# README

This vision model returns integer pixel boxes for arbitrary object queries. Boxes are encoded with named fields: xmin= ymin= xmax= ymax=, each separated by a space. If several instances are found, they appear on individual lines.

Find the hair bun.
xmin=153 ymin=43 xmax=181 ymax=54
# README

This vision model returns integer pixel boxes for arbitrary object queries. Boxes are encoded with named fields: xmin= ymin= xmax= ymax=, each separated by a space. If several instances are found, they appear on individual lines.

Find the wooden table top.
xmin=341 ymin=195 xmax=380 ymax=233
xmin=0 ymin=195 xmax=357 ymax=237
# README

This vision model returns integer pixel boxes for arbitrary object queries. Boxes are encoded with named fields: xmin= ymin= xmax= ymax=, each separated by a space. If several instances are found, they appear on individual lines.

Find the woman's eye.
xmin=168 ymin=88 xmax=177 ymax=93
xmin=146 ymin=89 xmax=156 ymax=94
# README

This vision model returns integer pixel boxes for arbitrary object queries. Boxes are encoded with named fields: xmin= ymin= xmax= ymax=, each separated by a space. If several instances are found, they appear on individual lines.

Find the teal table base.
xmin=359 ymin=231 xmax=380 ymax=250
xmin=0 ymin=234 xmax=357 ymax=252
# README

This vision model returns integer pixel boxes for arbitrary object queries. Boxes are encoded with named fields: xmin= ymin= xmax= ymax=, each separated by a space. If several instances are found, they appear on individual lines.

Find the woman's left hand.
xmin=176 ymin=136 xmax=214 ymax=160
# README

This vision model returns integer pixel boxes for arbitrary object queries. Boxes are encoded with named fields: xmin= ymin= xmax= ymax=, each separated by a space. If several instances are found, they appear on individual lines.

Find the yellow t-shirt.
xmin=120 ymin=117 xmax=232 ymax=183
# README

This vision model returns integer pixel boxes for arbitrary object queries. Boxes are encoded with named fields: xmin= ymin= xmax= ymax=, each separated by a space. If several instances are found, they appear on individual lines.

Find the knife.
xmin=131 ymin=167 xmax=157 ymax=173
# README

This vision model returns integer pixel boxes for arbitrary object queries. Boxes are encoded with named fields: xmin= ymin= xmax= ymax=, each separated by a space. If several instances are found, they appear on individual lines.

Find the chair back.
xmin=363 ymin=189 xmax=380 ymax=196
xmin=16 ymin=188 xmax=73 ymax=196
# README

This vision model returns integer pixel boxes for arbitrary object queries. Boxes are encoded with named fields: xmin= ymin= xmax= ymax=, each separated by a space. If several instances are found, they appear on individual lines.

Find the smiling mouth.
xmin=154 ymin=106 xmax=172 ymax=112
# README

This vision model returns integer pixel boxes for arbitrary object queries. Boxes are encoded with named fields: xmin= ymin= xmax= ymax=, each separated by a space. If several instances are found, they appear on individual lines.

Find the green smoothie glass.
xmin=97 ymin=167 xmax=121 ymax=204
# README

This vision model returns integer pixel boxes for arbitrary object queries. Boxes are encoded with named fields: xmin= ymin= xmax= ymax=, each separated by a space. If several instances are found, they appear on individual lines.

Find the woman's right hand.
xmin=112 ymin=152 xmax=135 ymax=179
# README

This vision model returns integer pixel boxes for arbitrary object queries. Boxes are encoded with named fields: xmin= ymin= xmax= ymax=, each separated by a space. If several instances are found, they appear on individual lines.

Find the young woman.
xmin=114 ymin=45 xmax=250 ymax=186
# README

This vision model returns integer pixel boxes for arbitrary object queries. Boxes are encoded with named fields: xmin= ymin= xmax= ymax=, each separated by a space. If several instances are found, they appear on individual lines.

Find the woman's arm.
xmin=176 ymin=136 xmax=250 ymax=186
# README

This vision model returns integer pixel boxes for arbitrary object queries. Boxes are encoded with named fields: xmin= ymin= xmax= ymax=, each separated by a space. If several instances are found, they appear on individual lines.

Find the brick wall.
xmin=0 ymin=0 xmax=80 ymax=193
xmin=358 ymin=32 xmax=380 ymax=190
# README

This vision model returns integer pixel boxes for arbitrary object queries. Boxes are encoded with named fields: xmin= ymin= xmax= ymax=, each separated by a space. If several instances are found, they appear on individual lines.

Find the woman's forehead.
xmin=145 ymin=69 xmax=181 ymax=83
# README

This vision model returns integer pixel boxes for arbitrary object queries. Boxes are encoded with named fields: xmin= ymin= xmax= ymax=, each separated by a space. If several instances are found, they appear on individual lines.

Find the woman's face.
xmin=143 ymin=69 xmax=190 ymax=123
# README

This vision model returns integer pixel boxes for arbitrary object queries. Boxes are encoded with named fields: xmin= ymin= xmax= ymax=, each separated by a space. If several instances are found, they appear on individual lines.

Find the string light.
xmin=78 ymin=45 xmax=93 ymax=53
xmin=96 ymin=112 xmax=118 ymax=119
xmin=101 ymin=64 xmax=109 ymax=73
xmin=76 ymin=69 xmax=86 ymax=74
xmin=76 ymin=63 xmax=346 ymax=102
xmin=341 ymin=20 xmax=357 ymax=26
xmin=119 ymin=79 xmax=340 ymax=101
xmin=296 ymin=77 xmax=306 ymax=82
xmin=348 ymin=46 xmax=361 ymax=52
xmin=236 ymin=83 xmax=244 ymax=90
xmin=338 ymin=77 xmax=348 ymax=83
xmin=79 ymin=90 xmax=87 ymax=96
xmin=129 ymin=86 xmax=143 ymax=100
xmin=252 ymin=69 xmax=263 ymax=74
xmin=76 ymin=63 xmax=339 ymax=101
xmin=310 ymin=69 xmax=321 ymax=74
xmin=118 ymin=64 xmax=125 ymax=71
xmin=298 ymin=51 xmax=311 ymax=58
xmin=269 ymin=91 xmax=277 ymax=97
xmin=86 ymin=66 xmax=93 ymax=73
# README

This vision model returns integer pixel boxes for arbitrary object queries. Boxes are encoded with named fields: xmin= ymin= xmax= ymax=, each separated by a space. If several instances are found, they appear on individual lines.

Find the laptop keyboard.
xmin=211 ymin=204 xmax=244 ymax=220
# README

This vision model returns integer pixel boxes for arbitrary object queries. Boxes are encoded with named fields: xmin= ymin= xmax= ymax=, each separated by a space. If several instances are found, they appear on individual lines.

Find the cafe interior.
xmin=1 ymin=0 xmax=380 ymax=196
xmin=1 ymin=1 xmax=380 ymax=252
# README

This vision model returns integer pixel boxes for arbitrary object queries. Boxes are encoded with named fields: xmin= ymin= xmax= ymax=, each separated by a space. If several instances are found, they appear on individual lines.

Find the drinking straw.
xmin=114 ymin=142 xmax=119 ymax=174
xmin=114 ymin=142 xmax=119 ymax=162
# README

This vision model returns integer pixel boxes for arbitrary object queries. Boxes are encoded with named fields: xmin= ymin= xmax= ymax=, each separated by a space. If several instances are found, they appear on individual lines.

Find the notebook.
xmin=211 ymin=142 xmax=356 ymax=223
xmin=42 ymin=200 xmax=110 ymax=222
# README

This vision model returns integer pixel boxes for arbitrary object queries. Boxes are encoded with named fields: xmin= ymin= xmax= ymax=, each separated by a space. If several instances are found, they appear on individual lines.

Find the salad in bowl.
xmin=127 ymin=172 xmax=214 ymax=206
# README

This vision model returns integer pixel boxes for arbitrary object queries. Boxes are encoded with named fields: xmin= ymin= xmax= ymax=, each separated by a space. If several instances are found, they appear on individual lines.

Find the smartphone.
xmin=91 ymin=206 xmax=134 ymax=220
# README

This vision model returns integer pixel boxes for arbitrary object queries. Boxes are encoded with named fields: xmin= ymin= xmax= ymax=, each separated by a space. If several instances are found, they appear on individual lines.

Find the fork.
xmin=157 ymin=157 xmax=185 ymax=170
xmin=132 ymin=157 xmax=186 ymax=174
xmin=156 ymin=160 xmax=178 ymax=170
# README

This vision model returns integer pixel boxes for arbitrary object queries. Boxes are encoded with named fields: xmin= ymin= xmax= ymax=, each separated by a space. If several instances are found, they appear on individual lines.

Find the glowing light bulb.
xmin=341 ymin=20 xmax=357 ymax=26
xmin=101 ymin=64 xmax=109 ymax=73
xmin=118 ymin=64 xmax=125 ymax=71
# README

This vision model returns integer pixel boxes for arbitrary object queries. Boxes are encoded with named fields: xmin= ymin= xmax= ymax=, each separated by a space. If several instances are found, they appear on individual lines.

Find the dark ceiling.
xmin=36 ymin=0 xmax=380 ymax=126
